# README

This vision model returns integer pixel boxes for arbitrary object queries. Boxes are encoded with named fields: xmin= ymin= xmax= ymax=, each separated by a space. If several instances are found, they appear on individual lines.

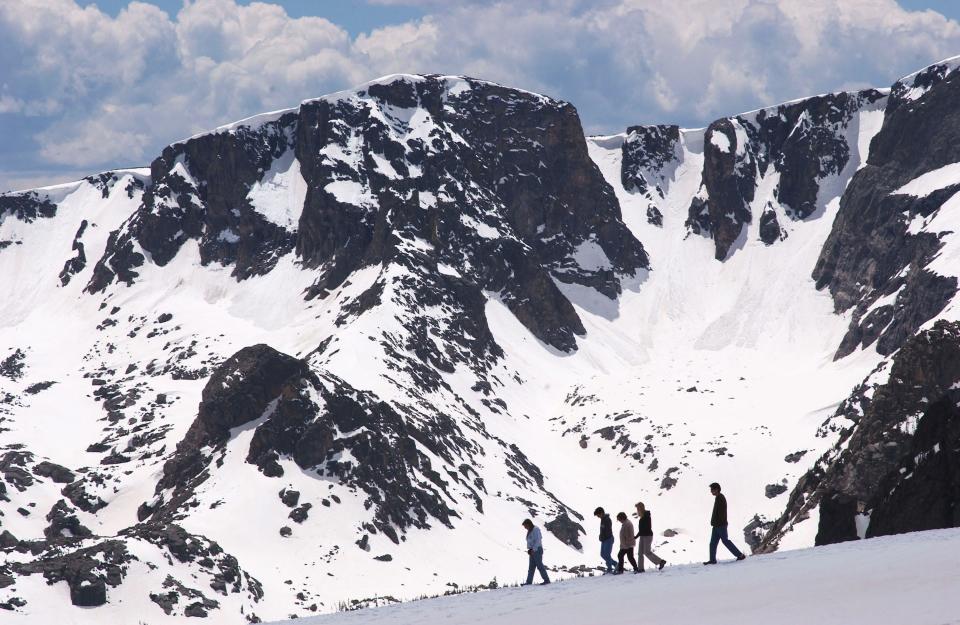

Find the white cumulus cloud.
xmin=1 ymin=0 xmax=960 ymax=191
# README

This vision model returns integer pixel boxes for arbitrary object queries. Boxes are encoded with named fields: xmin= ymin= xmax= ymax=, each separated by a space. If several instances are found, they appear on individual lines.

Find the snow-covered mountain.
xmin=1 ymin=59 xmax=960 ymax=623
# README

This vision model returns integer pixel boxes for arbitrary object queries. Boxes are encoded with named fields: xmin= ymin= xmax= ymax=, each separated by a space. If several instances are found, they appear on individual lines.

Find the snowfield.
xmin=273 ymin=528 xmax=960 ymax=625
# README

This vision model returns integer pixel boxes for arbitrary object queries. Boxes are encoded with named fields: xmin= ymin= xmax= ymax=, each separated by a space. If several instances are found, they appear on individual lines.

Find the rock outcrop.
xmin=759 ymin=321 xmax=960 ymax=551
xmin=815 ymin=65 xmax=960 ymax=358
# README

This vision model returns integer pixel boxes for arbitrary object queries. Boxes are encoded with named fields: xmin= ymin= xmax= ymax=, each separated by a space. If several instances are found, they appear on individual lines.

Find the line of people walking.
xmin=521 ymin=481 xmax=746 ymax=585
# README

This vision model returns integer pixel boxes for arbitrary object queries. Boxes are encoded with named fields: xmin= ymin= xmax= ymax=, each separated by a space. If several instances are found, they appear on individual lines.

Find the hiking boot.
xmin=703 ymin=560 xmax=717 ymax=565
xmin=658 ymin=561 xmax=667 ymax=571
xmin=736 ymin=554 xmax=746 ymax=561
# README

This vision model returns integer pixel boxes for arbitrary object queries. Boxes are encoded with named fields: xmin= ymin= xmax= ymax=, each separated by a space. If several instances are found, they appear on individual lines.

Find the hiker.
xmin=594 ymin=507 xmax=617 ymax=573
xmin=704 ymin=482 xmax=747 ymax=565
xmin=634 ymin=501 xmax=667 ymax=571
xmin=521 ymin=519 xmax=550 ymax=585
xmin=615 ymin=512 xmax=640 ymax=574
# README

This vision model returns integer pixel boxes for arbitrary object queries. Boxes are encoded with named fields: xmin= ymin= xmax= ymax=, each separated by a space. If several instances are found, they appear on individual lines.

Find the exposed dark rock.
xmin=122 ymin=523 xmax=263 ymax=604
xmin=62 ymin=479 xmax=108 ymax=514
xmin=279 ymin=526 xmax=292 ymax=538
xmin=758 ymin=207 xmax=784 ymax=245
xmin=815 ymin=68 xmax=960 ymax=358
xmin=816 ymin=494 xmax=860 ymax=545
xmin=760 ymin=321 xmax=960 ymax=551
xmin=86 ymin=111 xmax=299 ymax=294
xmin=0 ymin=191 xmax=57 ymax=223
xmin=686 ymin=119 xmax=756 ymax=260
xmin=23 ymin=381 xmax=56 ymax=395
xmin=0 ymin=450 xmax=34 ymax=491
xmin=646 ymin=205 xmax=663 ymax=227
xmin=678 ymin=89 xmax=883 ymax=260
xmin=373 ymin=554 xmax=393 ymax=562
xmin=279 ymin=489 xmax=300 ymax=508
xmin=150 ymin=589 xmax=179 ymax=614
xmin=44 ymin=500 xmax=93 ymax=539
xmin=9 ymin=538 xmax=129 ymax=607
xmin=88 ymin=76 xmax=646 ymax=353
xmin=0 ymin=596 xmax=25 ymax=611
xmin=289 ymin=503 xmax=312 ymax=524
xmin=770 ymin=91 xmax=884 ymax=218
xmin=244 ymin=360 xmax=463 ymax=540
xmin=621 ymin=125 xmax=680 ymax=195
xmin=743 ymin=514 xmax=774 ymax=553
xmin=149 ymin=572 xmax=223 ymax=617
xmin=59 ymin=220 xmax=88 ymax=286
xmin=784 ymin=450 xmax=808 ymax=464
xmin=764 ymin=483 xmax=787 ymax=498
xmin=866 ymin=391 xmax=960 ymax=537
xmin=150 ymin=344 xmax=309 ymax=518
xmin=100 ymin=452 xmax=131 ymax=465
xmin=32 ymin=461 xmax=75 ymax=484
xmin=0 ymin=349 xmax=26 ymax=381
xmin=544 ymin=511 xmax=585 ymax=550
xmin=660 ymin=467 xmax=679 ymax=490
xmin=71 ymin=578 xmax=107 ymax=607
xmin=0 ymin=530 xmax=19 ymax=549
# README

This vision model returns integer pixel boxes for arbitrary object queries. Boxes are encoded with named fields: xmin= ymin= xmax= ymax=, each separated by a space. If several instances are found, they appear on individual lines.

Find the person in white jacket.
xmin=521 ymin=519 xmax=551 ymax=585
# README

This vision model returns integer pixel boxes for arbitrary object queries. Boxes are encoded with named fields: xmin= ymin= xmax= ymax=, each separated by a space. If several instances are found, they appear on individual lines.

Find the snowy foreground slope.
xmin=274 ymin=528 xmax=960 ymax=625
xmin=1 ymin=58 xmax=960 ymax=623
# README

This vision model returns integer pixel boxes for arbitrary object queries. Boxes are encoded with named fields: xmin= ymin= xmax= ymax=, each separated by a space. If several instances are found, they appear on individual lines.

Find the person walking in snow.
xmin=634 ymin=501 xmax=667 ymax=571
xmin=615 ymin=512 xmax=640 ymax=574
xmin=594 ymin=506 xmax=617 ymax=573
xmin=522 ymin=519 xmax=551 ymax=585
xmin=704 ymin=482 xmax=747 ymax=565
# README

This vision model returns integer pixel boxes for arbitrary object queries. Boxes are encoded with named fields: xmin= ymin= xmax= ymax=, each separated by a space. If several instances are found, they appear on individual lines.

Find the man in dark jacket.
xmin=594 ymin=506 xmax=617 ymax=573
xmin=521 ymin=519 xmax=550 ymax=585
xmin=704 ymin=482 xmax=746 ymax=564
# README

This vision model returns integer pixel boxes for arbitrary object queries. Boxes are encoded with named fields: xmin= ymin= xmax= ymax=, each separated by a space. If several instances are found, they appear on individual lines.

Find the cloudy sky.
xmin=2 ymin=0 xmax=960 ymax=192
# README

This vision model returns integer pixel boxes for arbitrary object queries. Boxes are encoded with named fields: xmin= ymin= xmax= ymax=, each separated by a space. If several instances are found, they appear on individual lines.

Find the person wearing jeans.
xmin=522 ymin=519 xmax=550 ymax=585
xmin=704 ymin=482 xmax=747 ymax=564
xmin=594 ymin=506 xmax=617 ymax=572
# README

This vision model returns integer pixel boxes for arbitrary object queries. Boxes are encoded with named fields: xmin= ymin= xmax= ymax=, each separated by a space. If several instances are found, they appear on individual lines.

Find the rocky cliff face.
xmin=758 ymin=321 xmax=960 ymax=551
xmin=814 ymin=63 xmax=960 ymax=359
xmin=684 ymin=90 xmax=884 ymax=260
xmin=866 ymin=389 xmax=960 ymax=536
xmin=87 ymin=75 xmax=646 ymax=352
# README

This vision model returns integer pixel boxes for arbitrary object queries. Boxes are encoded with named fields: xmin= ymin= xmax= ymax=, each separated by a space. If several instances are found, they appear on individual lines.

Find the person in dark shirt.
xmin=704 ymin=482 xmax=746 ymax=564
xmin=594 ymin=506 xmax=617 ymax=573
xmin=634 ymin=501 xmax=666 ymax=571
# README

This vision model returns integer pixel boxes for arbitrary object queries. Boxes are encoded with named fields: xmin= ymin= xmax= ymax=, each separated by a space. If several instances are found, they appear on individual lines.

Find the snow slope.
xmin=272 ymin=527 xmax=960 ymax=625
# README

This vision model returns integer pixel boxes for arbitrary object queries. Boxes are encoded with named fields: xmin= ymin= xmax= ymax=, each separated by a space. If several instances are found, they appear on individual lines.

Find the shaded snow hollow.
xmin=271 ymin=528 xmax=960 ymax=625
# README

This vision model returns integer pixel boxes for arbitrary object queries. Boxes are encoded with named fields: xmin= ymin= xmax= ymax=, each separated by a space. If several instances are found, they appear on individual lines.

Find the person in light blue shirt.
xmin=521 ymin=519 xmax=551 ymax=585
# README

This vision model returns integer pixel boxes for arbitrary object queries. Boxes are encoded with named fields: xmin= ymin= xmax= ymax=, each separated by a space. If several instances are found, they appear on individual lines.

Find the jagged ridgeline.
xmin=1 ymin=59 xmax=960 ymax=622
